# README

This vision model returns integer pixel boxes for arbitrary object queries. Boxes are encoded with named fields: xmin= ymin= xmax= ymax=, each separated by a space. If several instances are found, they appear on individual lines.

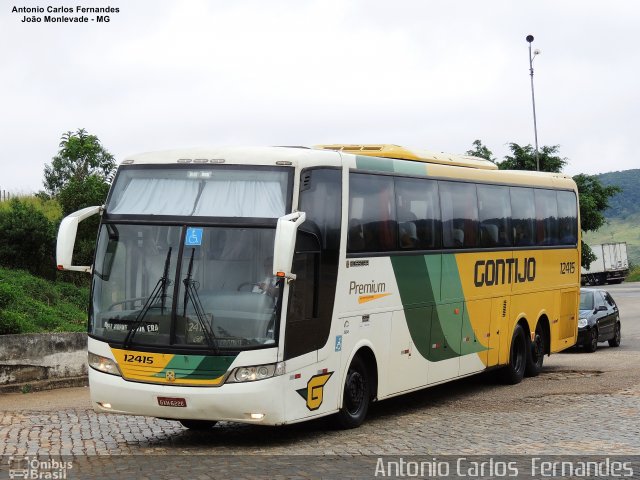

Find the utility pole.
xmin=526 ymin=34 xmax=541 ymax=171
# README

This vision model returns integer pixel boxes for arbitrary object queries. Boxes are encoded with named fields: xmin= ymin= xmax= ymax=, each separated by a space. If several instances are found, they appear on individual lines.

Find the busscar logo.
xmin=165 ymin=370 xmax=176 ymax=382
xmin=296 ymin=372 xmax=333 ymax=411
xmin=346 ymin=259 xmax=369 ymax=268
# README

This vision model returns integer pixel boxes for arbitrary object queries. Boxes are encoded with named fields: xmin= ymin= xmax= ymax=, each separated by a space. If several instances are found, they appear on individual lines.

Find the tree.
xmin=43 ymin=129 xmax=116 ymax=196
xmin=0 ymin=199 xmax=56 ymax=278
xmin=42 ymin=129 xmax=116 ymax=269
xmin=497 ymin=143 xmax=567 ymax=173
xmin=573 ymin=174 xmax=622 ymax=269
xmin=465 ymin=139 xmax=496 ymax=162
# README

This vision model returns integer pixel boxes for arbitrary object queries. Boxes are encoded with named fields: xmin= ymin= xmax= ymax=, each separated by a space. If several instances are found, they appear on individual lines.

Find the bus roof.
xmin=314 ymin=144 xmax=498 ymax=170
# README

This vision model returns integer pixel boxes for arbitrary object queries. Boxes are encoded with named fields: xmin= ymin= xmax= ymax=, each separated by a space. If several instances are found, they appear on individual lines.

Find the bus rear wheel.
xmin=333 ymin=355 xmax=370 ymax=429
xmin=500 ymin=324 xmax=527 ymax=385
xmin=179 ymin=420 xmax=218 ymax=430
xmin=525 ymin=325 xmax=546 ymax=377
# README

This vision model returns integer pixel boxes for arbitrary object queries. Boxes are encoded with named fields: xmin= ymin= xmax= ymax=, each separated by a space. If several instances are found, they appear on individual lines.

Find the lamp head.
xmin=526 ymin=35 xmax=534 ymax=43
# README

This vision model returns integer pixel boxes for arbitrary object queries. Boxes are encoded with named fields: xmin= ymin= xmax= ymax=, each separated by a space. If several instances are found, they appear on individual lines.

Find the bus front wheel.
xmin=500 ymin=324 xmax=527 ymax=385
xmin=333 ymin=355 xmax=370 ymax=429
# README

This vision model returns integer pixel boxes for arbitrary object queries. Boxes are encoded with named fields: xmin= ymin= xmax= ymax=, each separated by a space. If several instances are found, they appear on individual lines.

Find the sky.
xmin=1 ymin=0 xmax=639 ymax=193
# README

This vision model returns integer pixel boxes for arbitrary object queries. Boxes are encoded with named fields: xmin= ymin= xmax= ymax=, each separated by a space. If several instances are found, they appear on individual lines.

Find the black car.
xmin=577 ymin=288 xmax=621 ymax=352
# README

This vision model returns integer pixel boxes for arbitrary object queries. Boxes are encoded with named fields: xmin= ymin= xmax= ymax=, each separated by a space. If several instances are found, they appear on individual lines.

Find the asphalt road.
xmin=1 ymin=283 xmax=639 ymax=478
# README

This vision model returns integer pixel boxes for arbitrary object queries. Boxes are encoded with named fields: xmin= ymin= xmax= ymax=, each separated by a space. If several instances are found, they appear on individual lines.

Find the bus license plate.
xmin=157 ymin=397 xmax=187 ymax=407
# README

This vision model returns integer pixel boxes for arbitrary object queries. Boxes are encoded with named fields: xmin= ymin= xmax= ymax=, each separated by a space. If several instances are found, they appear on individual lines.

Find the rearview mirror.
xmin=596 ymin=305 xmax=608 ymax=312
xmin=273 ymin=211 xmax=306 ymax=280
xmin=56 ymin=205 xmax=102 ymax=273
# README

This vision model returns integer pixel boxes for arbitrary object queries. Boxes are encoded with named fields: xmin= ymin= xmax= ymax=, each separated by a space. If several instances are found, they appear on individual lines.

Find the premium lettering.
xmin=349 ymin=280 xmax=386 ymax=295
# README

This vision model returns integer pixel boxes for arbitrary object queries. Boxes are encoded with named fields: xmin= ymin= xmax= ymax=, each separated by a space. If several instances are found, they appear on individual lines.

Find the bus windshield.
xmin=91 ymin=224 xmax=281 ymax=351
xmin=107 ymin=166 xmax=289 ymax=218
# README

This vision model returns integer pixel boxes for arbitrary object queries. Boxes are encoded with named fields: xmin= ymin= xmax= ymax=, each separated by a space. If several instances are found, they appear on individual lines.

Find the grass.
xmin=627 ymin=266 xmax=640 ymax=283
xmin=0 ymin=195 xmax=62 ymax=222
xmin=0 ymin=267 xmax=89 ymax=334
xmin=583 ymin=212 xmax=640 ymax=268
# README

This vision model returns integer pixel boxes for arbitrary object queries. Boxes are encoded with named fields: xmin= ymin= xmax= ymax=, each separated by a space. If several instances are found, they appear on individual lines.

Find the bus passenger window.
xmin=394 ymin=177 xmax=441 ymax=250
xmin=439 ymin=181 xmax=478 ymax=249
xmin=348 ymin=174 xmax=397 ymax=252
xmin=535 ymin=189 xmax=559 ymax=246
xmin=477 ymin=185 xmax=512 ymax=247
xmin=556 ymin=190 xmax=578 ymax=245
xmin=510 ymin=187 xmax=535 ymax=247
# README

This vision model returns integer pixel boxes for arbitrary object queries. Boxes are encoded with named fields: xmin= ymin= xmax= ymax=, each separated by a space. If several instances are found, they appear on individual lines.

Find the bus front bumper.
xmin=89 ymin=368 xmax=285 ymax=425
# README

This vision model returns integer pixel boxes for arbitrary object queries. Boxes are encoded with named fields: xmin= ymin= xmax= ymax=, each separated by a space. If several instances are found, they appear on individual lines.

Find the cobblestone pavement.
xmin=1 ymin=371 xmax=639 ymax=458
xmin=1 ymin=284 xmax=639 ymax=464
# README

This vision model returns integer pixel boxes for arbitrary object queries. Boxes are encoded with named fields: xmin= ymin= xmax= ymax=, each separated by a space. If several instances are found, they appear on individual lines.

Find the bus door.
xmin=283 ymin=168 xmax=342 ymax=363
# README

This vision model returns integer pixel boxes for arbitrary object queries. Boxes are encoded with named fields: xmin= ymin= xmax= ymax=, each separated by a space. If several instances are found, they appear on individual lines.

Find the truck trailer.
xmin=581 ymin=242 xmax=629 ymax=285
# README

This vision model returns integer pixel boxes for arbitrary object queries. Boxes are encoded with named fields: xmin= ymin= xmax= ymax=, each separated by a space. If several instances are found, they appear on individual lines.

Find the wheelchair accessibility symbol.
xmin=185 ymin=227 xmax=203 ymax=246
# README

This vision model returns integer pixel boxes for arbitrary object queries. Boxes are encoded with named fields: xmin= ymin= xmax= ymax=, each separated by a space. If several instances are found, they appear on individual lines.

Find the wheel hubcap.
xmin=345 ymin=370 xmax=365 ymax=415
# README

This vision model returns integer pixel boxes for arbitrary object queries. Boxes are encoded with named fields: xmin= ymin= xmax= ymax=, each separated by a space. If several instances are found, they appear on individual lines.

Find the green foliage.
xmin=42 ymin=129 xmax=114 ymax=267
xmin=43 ymin=128 xmax=116 ymax=196
xmin=626 ymin=265 xmax=640 ymax=283
xmin=0 ymin=199 xmax=56 ymax=278
xmin=573 ymin=174 xmax=622 ymax=232
xmin=0 ymin=195 xmax=62 ymax=223
xmin=496 ymin=143 xmax=567 ymax=173
xmin=0 ymin=267 xmax=88 ymax=334
xmin=465 ymin=140 xmax=496 ymax=162
xmin=592 ymin=169 xmax=640 ymax=220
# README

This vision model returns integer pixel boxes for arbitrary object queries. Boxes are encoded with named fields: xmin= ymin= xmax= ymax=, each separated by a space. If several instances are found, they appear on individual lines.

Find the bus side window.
xmin=535 ymin=189 xmax=559 ymax=246
xmin=440 ymin=181 xmax=478 ymax=249
xmin=556 ymin=190 xmax=578 ymax=245
xmin=394 ymin=177 xmax=441 ymax=250
xmin=477 ymin=184 xmax=512 ymax=247
xmin=510 ymin=187 xmax=535 ymax=247
xmin=348 ymin=173 xmax=397 ymax=253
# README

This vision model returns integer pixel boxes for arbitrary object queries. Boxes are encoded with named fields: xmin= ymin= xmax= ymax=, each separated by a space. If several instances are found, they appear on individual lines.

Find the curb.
xmin=0 ymin=375 xmax=88 ymax=394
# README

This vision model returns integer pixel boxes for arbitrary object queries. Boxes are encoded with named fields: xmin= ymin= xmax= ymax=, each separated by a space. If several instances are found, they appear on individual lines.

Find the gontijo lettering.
xmin=474 ymin=257 xmax=536 ymax=287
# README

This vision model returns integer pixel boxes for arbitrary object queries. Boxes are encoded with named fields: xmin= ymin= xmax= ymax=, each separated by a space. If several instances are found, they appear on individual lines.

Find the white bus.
xmin=57 ymin=144 xmax=580 ymax=429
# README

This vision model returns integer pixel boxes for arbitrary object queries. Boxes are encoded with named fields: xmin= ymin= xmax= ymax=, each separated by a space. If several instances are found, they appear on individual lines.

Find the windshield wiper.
xmin=182 ymin=248 xmax=219 ymax=354
xmin=123 ymin=247 xmax=172 ymax=349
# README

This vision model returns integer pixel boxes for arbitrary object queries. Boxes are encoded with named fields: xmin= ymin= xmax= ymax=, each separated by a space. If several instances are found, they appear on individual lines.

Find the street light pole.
xmin=526 ymin=34 xmax=540 ymax=171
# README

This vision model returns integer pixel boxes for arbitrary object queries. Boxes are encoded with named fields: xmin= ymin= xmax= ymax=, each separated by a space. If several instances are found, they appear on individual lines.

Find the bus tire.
xmin=179 ymin=420 xmax=217 ymax=430
xmin=500 ymin=324 xmax=527 ymax=385
xmin=525 ymin=324 xmax=546 ymax=377
xmin=333 ymin=355 xmax=371 ymax=429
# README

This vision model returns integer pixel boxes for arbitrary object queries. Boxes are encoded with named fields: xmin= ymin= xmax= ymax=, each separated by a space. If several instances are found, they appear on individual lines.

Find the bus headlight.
xmin=227 ymin=362 xmax=285 ymax=383
xmin=578 ymin=318 xmax=588 ymax=328
xmin=88 ymin=352 xmax=121 ymax=376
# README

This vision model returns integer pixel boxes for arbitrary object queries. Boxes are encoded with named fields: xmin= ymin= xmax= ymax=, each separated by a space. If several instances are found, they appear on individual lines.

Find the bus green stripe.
xmin=154 ymin=354 xmax=236 ymax=379
xmin=391 ymin=254 xmax=486 ymax=362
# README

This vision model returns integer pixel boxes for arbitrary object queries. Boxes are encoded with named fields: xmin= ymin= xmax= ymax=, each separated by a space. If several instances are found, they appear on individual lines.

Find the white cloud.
xmin=1 ymin=0 xmax=639 ymax=192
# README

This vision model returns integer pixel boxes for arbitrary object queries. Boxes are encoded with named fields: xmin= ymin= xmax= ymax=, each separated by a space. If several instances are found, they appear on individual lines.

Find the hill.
xmin=0 ymin=267 xmax=88 ymax=334
xmin=596 ymin=169 xmax=640 ymax=220
xmin=584 ymin=169 xmax=640 ymax=267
